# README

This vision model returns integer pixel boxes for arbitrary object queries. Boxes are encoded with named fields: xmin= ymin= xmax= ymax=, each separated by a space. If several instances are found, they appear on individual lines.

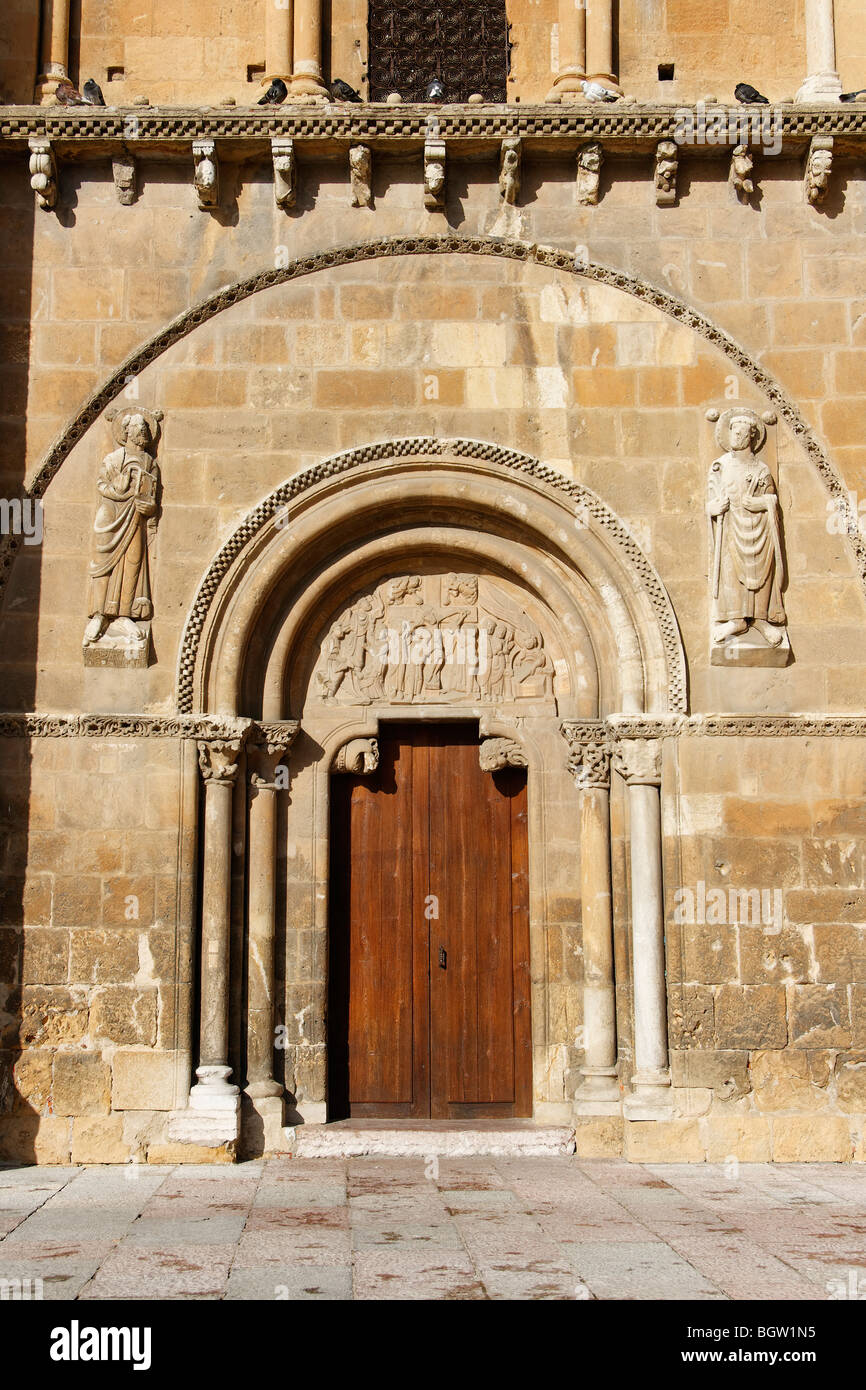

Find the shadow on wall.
xmin=0 ymin=153 xmax=40 ymax=1165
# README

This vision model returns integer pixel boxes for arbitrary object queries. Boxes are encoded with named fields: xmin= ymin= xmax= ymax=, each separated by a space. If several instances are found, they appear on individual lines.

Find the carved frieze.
xmin=333 ymin=738 xmax=379 ymax=775
xmin=313 ymin=573 xmax=558 ymax=710
xmin=706 ymin=408 xmax=788 ymax=667
xmin=83 ymin=407 xmax=163 ymax=669
xmin=479 ymin=737 xmax=528 ymax=772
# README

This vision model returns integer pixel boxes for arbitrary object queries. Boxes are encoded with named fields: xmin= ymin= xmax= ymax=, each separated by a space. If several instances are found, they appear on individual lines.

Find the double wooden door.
xmin=328 ymin=724 xmax=531 ymax=1119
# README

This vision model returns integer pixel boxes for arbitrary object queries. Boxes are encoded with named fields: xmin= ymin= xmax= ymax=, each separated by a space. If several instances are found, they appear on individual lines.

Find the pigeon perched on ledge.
xmin=331 ymin=78 xmax=362 ymax=103
xmin=82 ymin=78 xmax=105 ymax=106
xmin=841 ymin=88 xmax=866 ymax=101
xmin=580 ymin=79 xmax=619 ymax=102
xmin=54 ymin=80 xmax=87 ymax=105
xmin=734 ymin=82 xmax=770 ymax=104
xmin=426 ymin=78 xmax=446 ymax=101
xmin=258 ymin=78 xmax=287 ymax=106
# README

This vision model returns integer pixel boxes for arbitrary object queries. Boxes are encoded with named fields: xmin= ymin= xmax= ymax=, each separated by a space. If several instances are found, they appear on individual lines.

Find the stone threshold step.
xmin=286 ymin=1123 xmax=577 ymax=1158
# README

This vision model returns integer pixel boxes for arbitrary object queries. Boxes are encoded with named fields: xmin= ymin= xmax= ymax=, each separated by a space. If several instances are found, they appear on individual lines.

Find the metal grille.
xmin=367 ymin=1 xmax=509 ymax=104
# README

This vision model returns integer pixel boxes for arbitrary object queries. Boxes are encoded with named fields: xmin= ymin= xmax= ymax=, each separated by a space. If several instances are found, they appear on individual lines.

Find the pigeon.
xmin=54 ymin=79 xmax=88 ymax=106
xmin=734 ymin=82 xmax=770 ymax=105
xmin=580 ymin=79 xmax=619 ymax=102
xmin=82 ymin=78 xmax=106 ymax=106
xmin=330 ymin=78 xmax=362 ymax=103
xmin=257 ymin=77 xmax=287 ymax=106
xmin=841 ymin=88 xmax=866 ymax=101
xmin=425 ymin=78 xmax=446 ymax=101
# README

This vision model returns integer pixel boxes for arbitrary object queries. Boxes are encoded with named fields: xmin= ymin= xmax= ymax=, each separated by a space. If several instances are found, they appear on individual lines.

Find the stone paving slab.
xmin=0 ymin=1156 xmax=863 ymax=1300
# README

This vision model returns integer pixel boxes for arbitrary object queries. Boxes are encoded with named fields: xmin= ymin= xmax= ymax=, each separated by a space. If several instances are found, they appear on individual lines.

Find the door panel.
xmin=328 ymin=723 xmax=531 ymax=1119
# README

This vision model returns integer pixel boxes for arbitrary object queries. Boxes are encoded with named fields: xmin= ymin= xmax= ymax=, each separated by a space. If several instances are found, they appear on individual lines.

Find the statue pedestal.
xmin=710 ymin=628 xmax=791 ymax=667
xmin=83 ymin=620 xmax=151 ymax=669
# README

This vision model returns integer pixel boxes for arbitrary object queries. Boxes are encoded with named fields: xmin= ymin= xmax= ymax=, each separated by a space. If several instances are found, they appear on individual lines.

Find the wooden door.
xmin=328 ymin=723 xmax=531 ymax=1119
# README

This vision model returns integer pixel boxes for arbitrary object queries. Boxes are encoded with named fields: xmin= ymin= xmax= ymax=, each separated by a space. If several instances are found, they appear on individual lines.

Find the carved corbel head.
xmin=29 ymin=138 xmax=57 ymax=211
xmin=193 ymin=139 xmax=219 ymax=209
xmin=333 ymin=738 xmax=380 ymax=775
xmin=805 ymin=135 xmax=833 ymax=206
xmin=479 ymin=737 xmax=528 ymax=773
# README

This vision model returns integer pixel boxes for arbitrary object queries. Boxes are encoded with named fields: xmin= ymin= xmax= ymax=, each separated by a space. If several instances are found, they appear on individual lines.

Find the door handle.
xmin=438 ymin=946 xmax=447 ymax=970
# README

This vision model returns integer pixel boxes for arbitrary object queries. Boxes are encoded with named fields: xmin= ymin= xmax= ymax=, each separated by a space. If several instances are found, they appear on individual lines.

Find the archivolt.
xmin=177 ymin=437 xmax=687 ymax=716
xmin=0 ymin=233 xmax=861 ymax=601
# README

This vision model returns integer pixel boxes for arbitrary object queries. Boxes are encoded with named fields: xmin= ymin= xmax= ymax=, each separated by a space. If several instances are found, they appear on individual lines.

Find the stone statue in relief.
xmin=707 ymin=409 xmax=786 ymax=649
xmin=84 ymin=408 xmax=162 ymax=651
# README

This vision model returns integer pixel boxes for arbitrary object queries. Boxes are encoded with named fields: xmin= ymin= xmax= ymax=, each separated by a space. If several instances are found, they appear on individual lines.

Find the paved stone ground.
xmin=0 ymin=1157 xmax=864 ymax=1300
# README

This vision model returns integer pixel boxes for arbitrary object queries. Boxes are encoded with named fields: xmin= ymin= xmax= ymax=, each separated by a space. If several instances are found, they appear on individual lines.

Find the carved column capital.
xmin=612 ymin=738 xmax=662 ymax=787
xmin=198 ymin=737 xmax=245 ymax=785
xmin=567 ymin=740 xmax=611 ymax=789
xmin=248 ymin=720 xmax=299 ymax=790
xmin=479 ymin=736 xmax=528 ymax=773
xmin=333 ymin=737 xmax=379 ymax=775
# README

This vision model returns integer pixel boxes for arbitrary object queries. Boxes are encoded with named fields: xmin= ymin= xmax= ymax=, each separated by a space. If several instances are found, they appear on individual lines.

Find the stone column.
xmin=291 ymin=0 xmax=329 ymax=100
xmin=797 ymin=0 xmax=842 ymax=101
xmin=586 ymin=0 xmax=621 ymax=94
xmin=547 ymin=0 xmax=587 ymax=101
xmin=245 ymin=724 xmax=298 ymax=1148
xmin=190 ymin=736 xmax=245 ymax=1119
xmin=266 ymin=0 xmax=294 ymax=83
xmin=36 ymin=0 xmax=71 ymax=102
xmin=568 ymin=739 xmax=620 ymax=1114
xmin=613 ymin=738 xmax=672 ymax=1119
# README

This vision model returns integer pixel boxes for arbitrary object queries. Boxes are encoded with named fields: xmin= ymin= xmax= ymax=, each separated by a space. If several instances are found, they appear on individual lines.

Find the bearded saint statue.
xmin=83 ymin=408 xmax=162 ymax=646
xmin=707 ymin=409 xmax=786 ymax=648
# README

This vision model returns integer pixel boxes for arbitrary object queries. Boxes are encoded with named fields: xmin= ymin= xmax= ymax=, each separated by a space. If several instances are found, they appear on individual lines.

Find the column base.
xmin=623 ymin=1068 xmax=673 ymax=1120
xmin=546 ymin=72 xmax=586 ymax=102
xmin=242 ymin=1091 xmax=289 ymax=1154
xmin=587 ymin=74 xmax=623 ymax=95
xmin=796 ymin=72 xmax=842 ymax=102
xmin=574 ymin=1068 xmax=621 ymax=1116
xmin=35 ymin=71 xmax=68 ymax=105
xmin=289 ymin=74 xmax=330 ymax=101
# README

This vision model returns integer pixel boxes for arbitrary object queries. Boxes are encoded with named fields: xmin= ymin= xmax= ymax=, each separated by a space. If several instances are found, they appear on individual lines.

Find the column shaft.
xmin=199 ymin=777 xmax=234 ymax=1070
xmin=292 ymin=0 xmax=329 ymax=97
xmin=576 ymin=783 xmax=620 ymax=1111
xmin=40 ymin=0 xmax=70 ymax=77
xmin=797 ymin=0 xmax=841 ymax=100
xmin=628 ymin=782 xmax=669 ymax=1079
xmin=586 ymin=0 xmax=620 ymax=90
xmin=246 ymin=782 xmax=280 ymax=1096
xmin=548 ymin=0 xmax=587 ymax=98
xmin=266 ymin=0 xmax=294 ymax=81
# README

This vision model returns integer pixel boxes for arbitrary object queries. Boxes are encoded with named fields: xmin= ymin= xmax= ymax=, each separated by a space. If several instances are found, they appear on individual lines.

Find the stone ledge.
xmin=288 ymin=1123 xmax=577 ymax=1158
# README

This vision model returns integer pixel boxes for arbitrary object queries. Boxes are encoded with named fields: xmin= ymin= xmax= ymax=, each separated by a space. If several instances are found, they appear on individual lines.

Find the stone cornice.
xmin=565 ymin=715 xmax=866 ymax=740
xmin=1 ymin=103 xmax=865 ymax=154
xmin=0 ymin=713 xmax=297 ymax=740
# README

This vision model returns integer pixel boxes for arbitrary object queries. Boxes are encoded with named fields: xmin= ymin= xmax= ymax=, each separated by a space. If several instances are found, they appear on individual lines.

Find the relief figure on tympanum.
xmin=313 ymin=573 xmax=559 ymax=709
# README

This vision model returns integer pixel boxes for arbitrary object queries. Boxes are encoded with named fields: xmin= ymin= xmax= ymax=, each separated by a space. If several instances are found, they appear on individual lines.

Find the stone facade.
xmin=1 ymin=1 xmax=866 ymax=1163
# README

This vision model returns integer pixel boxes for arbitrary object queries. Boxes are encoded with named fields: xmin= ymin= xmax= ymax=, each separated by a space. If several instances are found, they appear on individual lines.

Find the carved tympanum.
xmin=479 ymin=737 xmax=528 ymax=772
xmin=333 ymin=738 xmax=380 ymax=775
xmin=314 ymin=573 xmax=557 ymax=709
xmin=707 ymin=408 xmax=787 ymax=662
xmin=83 ymin=408 xmax=163 ymax=668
